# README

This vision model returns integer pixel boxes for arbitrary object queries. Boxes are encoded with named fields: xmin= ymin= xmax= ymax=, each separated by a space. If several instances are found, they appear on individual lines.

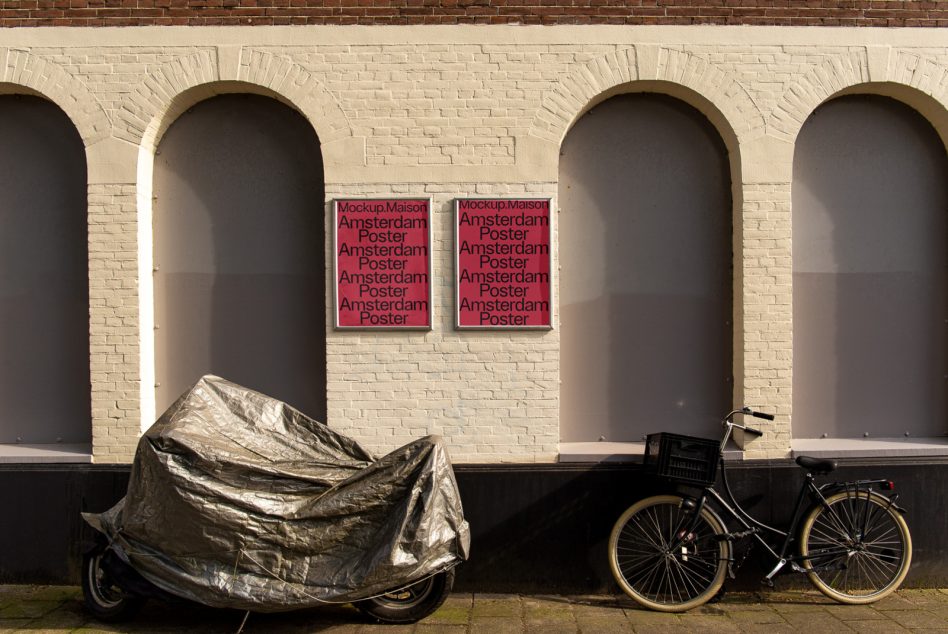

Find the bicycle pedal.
xmin=760 ymin=578 xmax=775 ymax=588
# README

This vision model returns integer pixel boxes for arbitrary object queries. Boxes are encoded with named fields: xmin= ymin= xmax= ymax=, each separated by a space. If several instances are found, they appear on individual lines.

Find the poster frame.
xmin=333 ymin=197 xmax=434 ymax=331
xmin=454 ymin=197 xmax=554 ymax=331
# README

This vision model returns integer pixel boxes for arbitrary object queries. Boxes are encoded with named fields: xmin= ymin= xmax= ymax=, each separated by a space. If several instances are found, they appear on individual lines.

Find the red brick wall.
xmin=1 ymin=1 xmax=945 ymax=28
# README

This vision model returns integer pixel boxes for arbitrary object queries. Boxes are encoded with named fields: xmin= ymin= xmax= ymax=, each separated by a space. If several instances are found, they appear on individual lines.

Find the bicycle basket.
xmin=644 ymin=433 xmax=719 ymax=486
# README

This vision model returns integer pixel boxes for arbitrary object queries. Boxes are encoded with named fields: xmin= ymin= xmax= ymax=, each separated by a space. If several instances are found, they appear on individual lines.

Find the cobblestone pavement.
xmin=2 ymin=585 xmax=948 ymax=633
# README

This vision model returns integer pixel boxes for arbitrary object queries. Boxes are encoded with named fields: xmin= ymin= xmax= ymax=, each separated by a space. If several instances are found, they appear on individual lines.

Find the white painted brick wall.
xmin=0 ymin=26 xmax=944 ymax=462
xmin=325 ymin=183 xmax=559 ymax=462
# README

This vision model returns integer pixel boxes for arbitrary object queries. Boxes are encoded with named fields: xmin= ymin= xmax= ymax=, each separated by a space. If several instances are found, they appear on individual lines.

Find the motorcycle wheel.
xmin=81 ymin=545 xmax=144 ymax=622
xmin=354 ymin=568 xmax=454 ymax=624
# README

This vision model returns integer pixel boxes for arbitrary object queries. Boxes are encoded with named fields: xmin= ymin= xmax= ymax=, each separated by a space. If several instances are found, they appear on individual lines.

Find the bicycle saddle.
xmin=795 ymin=455 xmax=837 ymax=475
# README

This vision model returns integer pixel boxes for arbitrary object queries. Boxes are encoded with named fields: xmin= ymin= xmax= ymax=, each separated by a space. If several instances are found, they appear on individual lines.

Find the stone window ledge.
xmin=0 ymin=443 xmax=93 ymax=464
xmin=558 ymin=441 xmax=743 ymax=464
xmin=792 ymin=437 xmax=948 ymax=459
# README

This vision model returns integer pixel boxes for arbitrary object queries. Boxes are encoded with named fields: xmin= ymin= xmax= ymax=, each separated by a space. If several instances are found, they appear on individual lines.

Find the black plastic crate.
xmin=643 ymin=432 xmax=720 ymax=486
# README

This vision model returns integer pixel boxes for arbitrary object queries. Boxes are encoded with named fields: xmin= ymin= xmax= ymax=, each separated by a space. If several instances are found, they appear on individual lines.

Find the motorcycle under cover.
xmin=82 ymin=375 xmax=470 ymax=611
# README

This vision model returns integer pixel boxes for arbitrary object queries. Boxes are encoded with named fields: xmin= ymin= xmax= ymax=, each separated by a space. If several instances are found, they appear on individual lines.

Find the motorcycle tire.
xmin=81 ymin=544 xmax=145 ymax=622
xmin=354 ymin=568 xmax=454 ymax=624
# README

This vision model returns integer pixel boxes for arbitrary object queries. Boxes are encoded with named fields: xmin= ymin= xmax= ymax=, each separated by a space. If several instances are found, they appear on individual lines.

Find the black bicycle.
xmin=608 ymin=407 xmax=912 ymax=612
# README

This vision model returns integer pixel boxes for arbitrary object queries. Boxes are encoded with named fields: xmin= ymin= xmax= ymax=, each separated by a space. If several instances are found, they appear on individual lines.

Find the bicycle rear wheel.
xmin=608 ymin=494 xmax=729 ymax=612
xmin=799 ymin=490 xmax=911 ymax=604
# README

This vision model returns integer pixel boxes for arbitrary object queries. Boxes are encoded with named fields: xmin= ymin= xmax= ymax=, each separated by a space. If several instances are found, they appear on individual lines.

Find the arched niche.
xmin=152 ymin=93 xmax=326 ymax=420
xmin=792 ymin=94 xmax=948 ymax=440
xmin=559 ymin=93 xmax=733 ymax=443
xmin=0 ymin=94 xmax=91 ymax=446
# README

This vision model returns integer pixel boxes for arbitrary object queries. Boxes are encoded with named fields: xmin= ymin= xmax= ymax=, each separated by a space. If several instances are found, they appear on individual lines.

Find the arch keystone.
xmin=867 ymin=46 xmax=892 ymax=83
xmin=636 ymin=44 xmax=660 ymax=81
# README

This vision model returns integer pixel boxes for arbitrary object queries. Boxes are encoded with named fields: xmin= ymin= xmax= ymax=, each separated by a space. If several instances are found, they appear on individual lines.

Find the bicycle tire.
xmin=609 ymin=494 xmax=730 ymax=612
xmin=799 ymin=489 xmax=912 ymax=604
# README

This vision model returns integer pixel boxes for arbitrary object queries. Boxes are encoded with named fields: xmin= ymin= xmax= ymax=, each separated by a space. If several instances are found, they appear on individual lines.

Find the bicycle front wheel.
xmin=608 ymin=494 xmax=729 ymax=612
xmin=799 ymin=490 xmax=912 ymax=604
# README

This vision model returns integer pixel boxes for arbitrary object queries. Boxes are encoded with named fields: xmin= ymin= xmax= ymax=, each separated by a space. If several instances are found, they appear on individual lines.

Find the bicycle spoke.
xmin=610 ymin=498 xmax=726 ymax=609
xmin=803 ymin=492 xmax=909 ymax=600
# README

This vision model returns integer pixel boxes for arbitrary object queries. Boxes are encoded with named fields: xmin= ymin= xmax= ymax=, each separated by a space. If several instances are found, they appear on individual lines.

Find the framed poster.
xmin=334 ymin=198 xmax=432 ymax=330
xmin=455 ymin=198 xmax=553 ymax=330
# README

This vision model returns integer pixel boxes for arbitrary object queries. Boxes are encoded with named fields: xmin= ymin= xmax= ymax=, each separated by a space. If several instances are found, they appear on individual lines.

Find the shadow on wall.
xmin=0 ymin=95 xmax=90 ymax=444
xmin=792 ymin=95 xmax=948 ymax=440
xmin=558 ymin=94 xmax=732 ymax=443
xmin=153 ymin=94 xmax=327 ymax=420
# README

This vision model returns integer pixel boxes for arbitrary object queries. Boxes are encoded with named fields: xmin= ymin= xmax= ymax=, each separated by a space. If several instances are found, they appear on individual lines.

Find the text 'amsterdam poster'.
xmin=455 ymin=198 xmax=552 ymax=329
xmin=335 ymin=199 xmax=431 ymax=329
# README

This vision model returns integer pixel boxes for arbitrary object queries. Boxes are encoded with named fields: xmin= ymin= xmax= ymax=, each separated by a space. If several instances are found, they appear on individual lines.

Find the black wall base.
xmin=2 ymin=460 xmax=946 ymax=591
xmin=453 ymin=459 xmax=948 ymax=592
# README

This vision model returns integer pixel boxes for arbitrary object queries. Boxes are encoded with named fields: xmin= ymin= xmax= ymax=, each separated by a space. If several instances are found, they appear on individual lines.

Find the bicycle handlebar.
xmin=740 ymin=406 xmax=774 ymax=421
xmin=722 ymin=407 xmax=774 ymax=439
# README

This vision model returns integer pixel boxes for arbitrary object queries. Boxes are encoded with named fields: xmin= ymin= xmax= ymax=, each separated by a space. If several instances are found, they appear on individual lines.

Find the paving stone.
xmin=767 ymin=601 xmax=831 ymax=613
xmin=822 ymin=603 xmax=890 ymax=620
xmin=248 ymin=607 xmax=362 ymax=633
xmin=23 ymin=604 xmax=89 ymax=630
xmin=883 ymin=608 xmax=948 ymax=629
xmin=358 ymin=624 xmax=412 ymax=634
xmin=763 ymin=589 xmax=829 ymax=604
xmin=441 ymin=593 xmax=475 ymax=610
xmin=622 ymin=607 xmax=684 ymax=626
xmin=576 ymin=617 xmax=634 ymax=632
xmin=416 ymin=625 xmax=466 ymax=634
xmin=525 ymin=623 xmax=577 ymax=634
xmin=734 ymin=625 xmax=797 ymax=634
xmin=469 ymin=615 xmax=525 ymax=634
xmin=421 ymin=602 xmax=471 ymax=626
xmin=471 ymin=595 xmax=521 ymax=618
xmin=677 ymin=614 xmax=743 ymax=632
xmin=522 ymin=598 xmax=573 ymax=624
xmin=779 ymin=611 xmax=855 ymax=633
xmin=572 ymin=602 xmax=622 ymax=619
xmin=0 ymin=600 xmax=63 ymax=619
xmin=725 ymin=608 xmax=787 ymax=624
xmin=714 ymin=596 xmax=773 ymax=611
xmin=626 ymin=623 xmax=694 ymax=634
xmin=831 ymin=617 xmax=910 ymax=633
xmin=872 ymin=593 xmax=919 ymax=610
xmin=901 ymin=588 xmax=948 ymax=606
xmin=19 ymin=586 xmax=83 ymax=602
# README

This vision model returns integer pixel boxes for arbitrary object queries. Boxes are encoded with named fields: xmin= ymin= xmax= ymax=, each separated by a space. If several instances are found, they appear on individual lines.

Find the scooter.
xmin=82 ymin=534 xmax=457 ymax=624
xmin=80 ymin=375 xmax=469 ymax=625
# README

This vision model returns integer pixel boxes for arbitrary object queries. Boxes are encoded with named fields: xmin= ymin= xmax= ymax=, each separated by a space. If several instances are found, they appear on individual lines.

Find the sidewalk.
xmin=2 ymin=585 xmax=947 ymax=633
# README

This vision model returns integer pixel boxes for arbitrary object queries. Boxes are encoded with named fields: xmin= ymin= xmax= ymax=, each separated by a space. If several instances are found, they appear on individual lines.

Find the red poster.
xmin=335 ymin=199 xmax=431 ymax=329
xmin=456 ymin=198 xmax=552 ymax=329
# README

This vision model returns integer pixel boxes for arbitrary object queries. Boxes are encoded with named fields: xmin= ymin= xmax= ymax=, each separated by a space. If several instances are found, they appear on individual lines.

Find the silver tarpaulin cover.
xmin=82 ymin=375 xmax=470 ymax=611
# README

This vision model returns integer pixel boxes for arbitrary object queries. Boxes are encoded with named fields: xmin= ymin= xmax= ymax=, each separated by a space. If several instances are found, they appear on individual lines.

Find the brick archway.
xmin=0 ymin=48 xmax=110 ymax=146
xmin=771 ymin=49 xmax=948 ymax=144
xmin=528 ymin=45 xmax=764 ymax=147
xmin=115 ymin=48 xmax=352 ymax=149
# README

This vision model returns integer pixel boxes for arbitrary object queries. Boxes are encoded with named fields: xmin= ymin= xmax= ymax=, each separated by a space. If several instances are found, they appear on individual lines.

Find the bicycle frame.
xmin=679 ymin=411 xmax=901 ymax=584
